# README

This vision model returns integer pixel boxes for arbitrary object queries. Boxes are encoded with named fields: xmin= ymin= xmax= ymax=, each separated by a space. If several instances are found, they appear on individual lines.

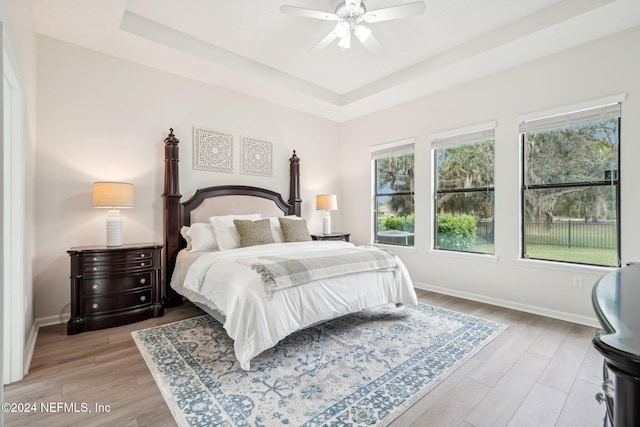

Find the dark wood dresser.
xmin=592 ymin=264 xmax=640 ymax=426
xmin=67 ymin=243 xmax=164 ymax=334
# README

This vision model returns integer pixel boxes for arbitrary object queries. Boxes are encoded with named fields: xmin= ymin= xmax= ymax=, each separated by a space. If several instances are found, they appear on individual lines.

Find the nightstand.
xmin=67 ymin=243 xmax=164 ymax=335
xmin=311 ymin=232 xmax=350 ymax=242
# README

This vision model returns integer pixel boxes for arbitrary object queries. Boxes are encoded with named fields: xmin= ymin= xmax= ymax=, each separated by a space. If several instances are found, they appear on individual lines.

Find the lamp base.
xmin=322 ymin=211 xmax=332 ymax=235
xmin=106 ymin=209 xmax=122 ymax=247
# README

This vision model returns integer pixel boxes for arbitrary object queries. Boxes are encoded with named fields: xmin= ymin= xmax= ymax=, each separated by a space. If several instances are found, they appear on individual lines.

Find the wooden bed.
xmin=160 ymin=128 xmax=417 ymax=369
xmin=161 ymin=128 xmax=302 ymax=307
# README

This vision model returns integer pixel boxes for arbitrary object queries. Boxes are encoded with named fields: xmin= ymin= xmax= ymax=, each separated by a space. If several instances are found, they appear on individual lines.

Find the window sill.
xmin=513 ymin=258 xmax=617 ymax=275
xmin=428 ymin=249 xmax=499 ymax=263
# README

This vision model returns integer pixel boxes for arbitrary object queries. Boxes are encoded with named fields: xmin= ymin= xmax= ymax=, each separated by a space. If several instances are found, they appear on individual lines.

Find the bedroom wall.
xmin=34 ymin=36 xmax=340 ymax=322
xmin=338 ymin=27 xmax=640 ymax=326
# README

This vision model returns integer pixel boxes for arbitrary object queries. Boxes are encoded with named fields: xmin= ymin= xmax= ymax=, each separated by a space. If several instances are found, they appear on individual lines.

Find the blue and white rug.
xmin=132 ymin=304 xmax=505 ymax=426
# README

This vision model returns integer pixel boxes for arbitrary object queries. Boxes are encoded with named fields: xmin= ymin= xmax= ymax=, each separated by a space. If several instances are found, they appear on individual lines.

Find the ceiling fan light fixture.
xmin=280 ymin=0 xmax=427 ymax=53
xmin=338 ymin=33 xmax=351 ymax=49
xmin=354 ymin=24 xmax=371 ymax=42
xmin=335 ymin=21 xmax=350 ymax=39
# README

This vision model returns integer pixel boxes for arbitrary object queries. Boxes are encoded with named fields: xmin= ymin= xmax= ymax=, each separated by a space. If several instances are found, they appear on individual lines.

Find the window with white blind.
xmin=520 ymin=100 xmax=621 ymax=266
xmin=371 ymin=139 xmax=415 ymax=247
xmin=432 ymin=124 xmax=495 ymax=254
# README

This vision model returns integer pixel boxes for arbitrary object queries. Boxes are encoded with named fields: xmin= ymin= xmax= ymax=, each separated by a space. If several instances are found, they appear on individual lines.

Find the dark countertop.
xmin=592 ymin=264 xmax=640 ymax=372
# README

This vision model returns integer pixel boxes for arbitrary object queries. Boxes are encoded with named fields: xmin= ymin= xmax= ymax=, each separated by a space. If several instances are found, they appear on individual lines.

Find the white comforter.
xmin=171 ymin=241 xmax=418 ymax=369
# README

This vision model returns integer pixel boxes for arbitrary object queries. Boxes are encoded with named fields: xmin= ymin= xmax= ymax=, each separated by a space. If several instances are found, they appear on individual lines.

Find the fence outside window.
xmin=477 ymin=219 xmax=616 ymax=250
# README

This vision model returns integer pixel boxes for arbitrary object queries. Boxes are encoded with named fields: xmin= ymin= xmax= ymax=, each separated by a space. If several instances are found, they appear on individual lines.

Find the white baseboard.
xmin=23 ymin=314 xmax=71 ymax=376
xmin=413 ymin=281 xmax=601 ymax=329
xmin=36 ymin=313 xmax=70 ymax=328
xmin=23 ymin=322 xmax=39 ymax=376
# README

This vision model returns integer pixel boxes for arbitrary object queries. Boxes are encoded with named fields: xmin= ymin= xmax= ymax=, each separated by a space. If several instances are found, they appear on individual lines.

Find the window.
xmin=432 ymin=126 xmax=495 ymax=254
xmin=520 ymin=102 xmax=621 ymax=267
xmin=372 ymin=140 xmax=415 ymax=247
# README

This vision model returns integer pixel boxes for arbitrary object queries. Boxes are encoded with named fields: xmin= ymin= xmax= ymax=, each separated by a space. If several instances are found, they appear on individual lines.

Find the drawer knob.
xmin=140 ymin=262 xmax=145 ymax=267
xmin=92 ymin=284 xmax=100 ymax=290
xmin=93 ymin=267 xmax=98 ymax=271
xmin=140 ymin=254 xmax=145 ymax=258
xmin=140 ymin=295 xmax=147 ymax=302
xmin=93 ymin=257 xmax=98 ymax=261
xmin=139 ymin=278 xmax=146 ymax=285
xmin=92 ymin=303 xmax=99 ymax=310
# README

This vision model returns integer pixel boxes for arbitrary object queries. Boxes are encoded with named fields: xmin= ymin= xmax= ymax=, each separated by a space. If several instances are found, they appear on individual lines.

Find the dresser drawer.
xmin=83 ymin=271 xmax=152 ymax=296
xmin=84 ymin=288 xmax=152 ymax=315
xmin=83 ymin=249 xmax=156 ymax=274
xmin=83 ymin=258 xmax=154 ymax=274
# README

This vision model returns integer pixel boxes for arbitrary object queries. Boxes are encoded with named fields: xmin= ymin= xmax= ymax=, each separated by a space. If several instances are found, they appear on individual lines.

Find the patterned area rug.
xmin=133 ymin=304 xmax=505 ymax=426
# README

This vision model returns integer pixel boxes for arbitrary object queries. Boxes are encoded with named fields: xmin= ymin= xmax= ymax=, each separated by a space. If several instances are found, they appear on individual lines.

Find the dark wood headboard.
xmin=161 ymin=128 xmax=302 ymax=307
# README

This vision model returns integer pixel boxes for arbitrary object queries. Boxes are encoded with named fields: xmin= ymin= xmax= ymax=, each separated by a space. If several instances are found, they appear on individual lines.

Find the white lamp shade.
xmin=93 ymin=182 xmax=134 ymax=208
xmin=335 ymin=21 xmax=350 ymax=39
xmin=93 ymin=182 xmax=134 ymax=247
xmin=316 ymin=194 xmax=337 ymax=211
xmin=354 ymin=25 xmax=371 ymax=42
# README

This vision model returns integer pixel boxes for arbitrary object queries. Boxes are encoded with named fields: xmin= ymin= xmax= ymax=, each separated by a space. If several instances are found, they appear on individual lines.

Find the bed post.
xmin=162 ymin=128 xmax=184 ymax=307
xmin=289 ymin=150 xmax=302 ymax=216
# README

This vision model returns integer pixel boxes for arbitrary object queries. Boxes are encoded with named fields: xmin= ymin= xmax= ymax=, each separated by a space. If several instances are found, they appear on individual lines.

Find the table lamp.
xmin=316 ymin=194 xmax=337 ymax=235
xmin=93 ymin=182 xmax=134 ymax=247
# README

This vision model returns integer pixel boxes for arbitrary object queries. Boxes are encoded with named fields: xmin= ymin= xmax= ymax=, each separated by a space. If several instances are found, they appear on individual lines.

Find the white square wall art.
xmin=240 ymin=136 xmax=273 ymax=176
xmin=193 ymin=126 xmax=233 ymax=173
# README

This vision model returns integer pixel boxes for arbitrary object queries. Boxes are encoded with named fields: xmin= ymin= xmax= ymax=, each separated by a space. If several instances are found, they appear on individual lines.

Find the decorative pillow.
xmin=210 ymin=214 xmax=262 ymax=250
xmin=185 ymin=223 xmax=219 ymax=252
xmin=180 ymin=226 xmax=192 ymax=250
xmin=234 ymin=219 xmax=275 ymax=247
xmin=269 ymin=215 xmax=300 ymax=243
xmin=278 ymin=217 xmax=312 ymax=242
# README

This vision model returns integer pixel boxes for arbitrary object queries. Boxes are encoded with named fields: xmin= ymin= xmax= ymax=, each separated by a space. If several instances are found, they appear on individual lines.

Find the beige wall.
xmin=338 ymin=27 xmax=640 ymax=325
xmin=34 ymin=36 xmax=340 ymax=322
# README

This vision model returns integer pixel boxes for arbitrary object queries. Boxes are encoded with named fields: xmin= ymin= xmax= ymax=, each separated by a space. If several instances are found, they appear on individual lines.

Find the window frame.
xmin=431 ymin=123 xmax=496 ymax=255
xmin=519 ymin=100 xmax=622 ymax=267
xmin=370 ymin=138 xmax=415 ymax=247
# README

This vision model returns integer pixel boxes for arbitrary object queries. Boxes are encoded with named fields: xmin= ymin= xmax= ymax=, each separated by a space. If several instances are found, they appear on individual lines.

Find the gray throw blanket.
xmin=240 ymin=246 xmax=397 ymax=294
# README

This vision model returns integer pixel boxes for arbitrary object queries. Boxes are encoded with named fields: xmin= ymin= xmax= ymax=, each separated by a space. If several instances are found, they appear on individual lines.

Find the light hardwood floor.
xmin=3 ymin=290 xmax=607 ymax=427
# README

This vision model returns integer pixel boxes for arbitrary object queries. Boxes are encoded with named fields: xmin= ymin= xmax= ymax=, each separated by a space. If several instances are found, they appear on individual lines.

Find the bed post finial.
xmin=289 ymin=150 xmax=302 ymax=216
xmin=163 ymin=128 xmax=183 ymax=307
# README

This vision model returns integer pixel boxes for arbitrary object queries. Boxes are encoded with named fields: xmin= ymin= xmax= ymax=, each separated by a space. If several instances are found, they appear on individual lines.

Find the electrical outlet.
xmin=572 ymin=276 xmax=583 ymax=289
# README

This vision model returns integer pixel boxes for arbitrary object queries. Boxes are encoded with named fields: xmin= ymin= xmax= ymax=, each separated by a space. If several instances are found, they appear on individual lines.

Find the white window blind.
xmin=370 ymin=138 xmax=415 ymax=160
xmin=431 ymin=128 xmax=495 ymax=149
xmin=519 ymin=103 xmax=621 ymax=134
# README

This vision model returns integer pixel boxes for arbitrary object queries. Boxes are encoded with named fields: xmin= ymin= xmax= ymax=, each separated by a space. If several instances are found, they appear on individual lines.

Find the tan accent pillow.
xmin=233 ymin=218 xmax=275 ymax=247
xmin=278 ymin=217 xmax=312 ymax=242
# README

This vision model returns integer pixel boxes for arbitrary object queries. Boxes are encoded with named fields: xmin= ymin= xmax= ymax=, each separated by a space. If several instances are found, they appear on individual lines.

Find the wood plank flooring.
xmin=3 ymin=290 xmax=608 ymax=426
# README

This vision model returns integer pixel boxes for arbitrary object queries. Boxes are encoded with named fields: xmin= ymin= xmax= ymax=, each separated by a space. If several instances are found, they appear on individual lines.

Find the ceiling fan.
xmin=280 ymin=0 xmax=426 ymax=53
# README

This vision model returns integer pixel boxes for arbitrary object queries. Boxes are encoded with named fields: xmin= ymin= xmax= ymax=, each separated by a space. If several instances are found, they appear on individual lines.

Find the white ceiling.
xmin=30 ymin=0 xmax=640 ymax=122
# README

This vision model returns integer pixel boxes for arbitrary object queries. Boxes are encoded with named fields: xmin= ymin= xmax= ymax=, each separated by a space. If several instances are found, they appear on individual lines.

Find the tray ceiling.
xmin=30 ymin=0 xmax=640 ymax=122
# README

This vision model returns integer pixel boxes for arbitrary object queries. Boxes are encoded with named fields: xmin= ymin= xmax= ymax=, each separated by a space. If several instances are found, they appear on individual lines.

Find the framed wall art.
xmin=193 ymin=126 xmax=233 ymax=173
xmin=240 ymin=136 xmax=273 ymax=176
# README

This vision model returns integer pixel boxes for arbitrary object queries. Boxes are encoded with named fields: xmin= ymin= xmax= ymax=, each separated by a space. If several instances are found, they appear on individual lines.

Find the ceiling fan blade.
xmin=309 ymin=30 xmax=339 ymax=53
xmin=279 ymin=5 xmax=338 ymax=21
xmin=364 ymin=1 xmax=426 ymax=23
xmin=358 ymin=32 xmax=383 ymax=53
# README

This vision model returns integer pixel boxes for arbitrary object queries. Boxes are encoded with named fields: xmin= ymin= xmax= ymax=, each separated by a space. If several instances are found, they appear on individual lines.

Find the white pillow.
xmin=185 ymin=223 xmax=219 ymax=252
xmin=180 ymin=226 xmax=192 ymax=250
xmin=210 ymin=214 xmax=261 ymax=250
xmin=269 ymin=215 xmax=300 ymax=243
